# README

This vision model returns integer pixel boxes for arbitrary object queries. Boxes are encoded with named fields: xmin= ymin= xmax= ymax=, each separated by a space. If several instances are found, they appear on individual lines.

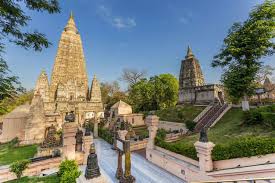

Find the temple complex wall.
xmin=118 ymin=113 xmax=145 ymax=127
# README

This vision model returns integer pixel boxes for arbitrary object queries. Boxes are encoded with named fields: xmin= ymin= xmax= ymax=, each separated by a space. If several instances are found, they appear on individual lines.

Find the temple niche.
xmin=178 ymin=46 xmax=225 ymax=104
xmin=0 ymin=13 xmax=103 ymax=144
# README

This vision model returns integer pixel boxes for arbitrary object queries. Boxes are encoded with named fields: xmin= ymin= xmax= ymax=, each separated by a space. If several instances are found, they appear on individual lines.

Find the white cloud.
xmin=97 ymin=5 xmax=136 ymax=29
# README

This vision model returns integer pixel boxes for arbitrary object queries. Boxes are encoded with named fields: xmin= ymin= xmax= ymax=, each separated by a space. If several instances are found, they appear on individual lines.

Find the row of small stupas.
xmin=0 ymin=14 xmax=103 ymax=144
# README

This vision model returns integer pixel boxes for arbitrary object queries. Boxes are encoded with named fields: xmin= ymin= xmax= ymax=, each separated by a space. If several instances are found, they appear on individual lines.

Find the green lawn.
xmin=7 ymin=175 xmax=60 ymax=183
xmin=153 ymin=105 xmax=205 ymax=123
xmin=170 ymin=107 xmax=275 ymax=147
xmin=0 ymin=142 xmax=37 ymax=165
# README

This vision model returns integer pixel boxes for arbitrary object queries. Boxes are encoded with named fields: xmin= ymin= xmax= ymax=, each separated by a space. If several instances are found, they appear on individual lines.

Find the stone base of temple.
xmin=77 ymin=174 xmax=107 ymax=183
xmin=119 ymin=175 xmax=136 ymax=183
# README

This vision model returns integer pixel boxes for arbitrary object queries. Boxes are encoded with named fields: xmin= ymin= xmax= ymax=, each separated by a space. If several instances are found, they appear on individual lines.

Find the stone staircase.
xmin=194 ymin=103 xmax=228 ymax=132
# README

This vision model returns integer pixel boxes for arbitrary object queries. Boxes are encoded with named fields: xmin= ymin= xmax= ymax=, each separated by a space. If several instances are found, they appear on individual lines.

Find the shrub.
xmin=98 ymin=127 xmax=113 ymax=144
xmin=243 ymin=110 xmax=263 ymax=125
xmin=212 ymin=136 xmax=275 ymax=161
xmin=58 ymin=159 xmax=81 ymax=183
xmin=10 ymin=160 xmax=30 ymax=179
xmin=185 ymin=120 xmax=196 ymax=131
xmin=154 ymin=128 xmax=198 ymax=160
xmin=262 ymin=112 xmax=275 ymax=128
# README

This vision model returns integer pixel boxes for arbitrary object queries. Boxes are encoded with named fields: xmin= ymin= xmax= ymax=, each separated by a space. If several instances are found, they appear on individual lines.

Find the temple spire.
xmin=186 ymin=45 xmax=194 ymax=59
xmin=65 ymin=12 xmax=77 ymax=33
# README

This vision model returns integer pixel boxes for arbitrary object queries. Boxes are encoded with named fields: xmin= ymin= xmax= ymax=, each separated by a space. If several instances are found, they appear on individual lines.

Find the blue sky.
xmin=4 ymin=0 xmax=274 ymax=90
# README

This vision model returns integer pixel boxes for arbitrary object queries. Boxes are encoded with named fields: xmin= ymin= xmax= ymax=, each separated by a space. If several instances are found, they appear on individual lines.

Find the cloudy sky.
xmin=4 ymin=0 xmax=274 ymax=89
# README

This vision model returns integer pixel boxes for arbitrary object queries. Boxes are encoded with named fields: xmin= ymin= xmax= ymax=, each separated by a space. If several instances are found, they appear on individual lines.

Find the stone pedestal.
xmin=145 ymin=115 xmax=159 ymax=150
xmin=83 ymin=135 xmax=92 ymax=165
xmin=194 ymin=141 xmax=215 ymax=172
xmin=62 ymin=122 xmax=78 ymax=160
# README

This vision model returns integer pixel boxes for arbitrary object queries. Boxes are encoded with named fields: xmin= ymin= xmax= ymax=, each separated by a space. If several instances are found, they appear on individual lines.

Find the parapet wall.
xmin=0 ymin=157 xmax=62 ymax=182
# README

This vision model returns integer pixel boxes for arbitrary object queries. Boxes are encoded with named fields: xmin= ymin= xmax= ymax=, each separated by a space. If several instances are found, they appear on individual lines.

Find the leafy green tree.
xmin=10 ymin=159 xmax=30 ymax=179
xmin=58 ymin=159 xmax=81 ymax=183
xmin=0 ymin=0 xmax=60 ymax=100
xmin=129 ymin=74 xmax=178 ymax=112
xmin=212 ymin=0 xmax=275 ymax=111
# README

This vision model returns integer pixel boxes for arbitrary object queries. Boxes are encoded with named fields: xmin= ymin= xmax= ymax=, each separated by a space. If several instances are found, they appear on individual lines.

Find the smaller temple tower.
xmin=179 ymin=46 xmax=205 ymax=89
xmin=34 ymin=70 xmax=49 ymax=102
xmin=90 ymin=75 xmax=102 ymax=103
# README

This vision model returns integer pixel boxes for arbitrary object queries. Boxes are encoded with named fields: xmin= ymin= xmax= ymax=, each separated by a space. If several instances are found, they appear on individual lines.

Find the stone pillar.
xmin=94 ymin=122 xmax=98 ymax=138
xmin=62 ymin=122 xmax=78 ymax=160
xmin=117 ymin=130 xmax=128 ymax=140
xmin=116 ymin=151 xmax=123 ymax=179
xmin=145 ymin=115 xmax=159 ymax=150
xmin=120 ymin=139 xmax=135 ymax=183
xmin=194 ymin=141 xmax=215 ymax=172
xmin=83 ymin=135 xmax=93 ymax=165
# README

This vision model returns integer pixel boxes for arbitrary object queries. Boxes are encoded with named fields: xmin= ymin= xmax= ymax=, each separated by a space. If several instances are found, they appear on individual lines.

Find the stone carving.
xmin=65 ymin=111 xmax=75 ymax=122
xmin=75 ymin=129 xmax=83 ymax=151
xmin=85 ymin=143 xmax=101 ymax=179
xmin=199 ymin=127 xmax=208 ymax=143
xmin=41 ymin=124 xmax=61 ymax=148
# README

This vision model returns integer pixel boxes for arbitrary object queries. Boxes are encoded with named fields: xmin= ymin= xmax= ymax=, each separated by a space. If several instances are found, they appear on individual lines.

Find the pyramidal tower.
xmin=179 ymin=46 xmax=205 ymax=89
xmin=50 ymin=13 xmax=88 ymax=101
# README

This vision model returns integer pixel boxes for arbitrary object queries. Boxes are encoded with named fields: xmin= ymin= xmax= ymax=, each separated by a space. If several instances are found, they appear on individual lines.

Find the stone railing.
xmin=0 ymin=157 xmax=62 ymax=182
xmin=145 ymin=114 xmax=275 ymax=183
xmin=193 ymin=177 xmax=275 ymax=183
xmin=130 ymin=139 xmax=148 ymax=151
xmin=213 ymin=153 xmax=275 ymax=171
xmin=165 ymin=132 xmax=183 ymax=142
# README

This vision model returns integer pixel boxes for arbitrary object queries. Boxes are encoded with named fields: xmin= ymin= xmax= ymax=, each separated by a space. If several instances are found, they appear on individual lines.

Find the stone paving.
xmin=94 ymin=138 xmax=185 ymax=183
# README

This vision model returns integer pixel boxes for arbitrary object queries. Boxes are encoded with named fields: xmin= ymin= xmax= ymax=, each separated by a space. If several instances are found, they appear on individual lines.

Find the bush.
xmin=262 ymin=112 xmax=275 ymax=128
xmin=98 ymin=127 xmax=113 ymax=144
xmin=185 ymin=120 xmax=196 ymax=131
xmin=212 ymin=136 xmax=275 ymax=161
xmin=154 ymin=128 xmax=198 ymax=160
xmin=58 ymin=159 xmax=81 ymax=183
xmin=243 ymin=110 xmax=263 ymax=125
xmin=10 ymin=160 xmax=30 ymax=179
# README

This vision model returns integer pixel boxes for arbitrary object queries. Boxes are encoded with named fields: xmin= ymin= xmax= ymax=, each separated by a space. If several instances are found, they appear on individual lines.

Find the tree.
xmin=58 ymin=159 xmax=81 ymax=183
xmin=120 ymin=68 xmax=147 ymax=87
xmin=100 ymin=81 xmax=127 ymax=109
xmin=212 ymin=0 xmax=275 ymax=111
xmin=128 ymin=74 xmax=179 ymax=112
xmin=10 ymin=159 xmax=30 ymax=179
xmin=0 ymin=0 xmax=60 ymax=100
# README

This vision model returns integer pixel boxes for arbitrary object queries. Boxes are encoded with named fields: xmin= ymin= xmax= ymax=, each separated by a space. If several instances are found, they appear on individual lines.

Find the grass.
xmin=7 ymin=175 xmax=60 ymax=183
xmin=153 ymin=105 xmax=205 ymax=123
xmin=0 ymin=141 xmax=37 ymax=165
xmin=169 ymin=107 xmax=275 ymax=148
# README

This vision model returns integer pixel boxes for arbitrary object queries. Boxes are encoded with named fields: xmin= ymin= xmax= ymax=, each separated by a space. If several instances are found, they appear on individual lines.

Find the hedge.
xmin=212 ymin=136 xmax=275 ymax=161
xmin=155 ymin=129 xmax=198 ymax=160
xmin=98 ymin=128 xmax=113 ymax=144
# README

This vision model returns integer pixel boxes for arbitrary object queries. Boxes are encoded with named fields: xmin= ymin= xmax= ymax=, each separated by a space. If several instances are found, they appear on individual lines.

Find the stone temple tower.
xmin=50 ymin=12 xmax=88 ymax=102
xmin=179 ymin=46 xmax=205 ymax=90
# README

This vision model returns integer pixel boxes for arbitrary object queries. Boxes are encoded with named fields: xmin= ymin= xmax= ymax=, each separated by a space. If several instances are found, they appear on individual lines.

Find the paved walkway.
xmin=93 ymin=139 xmax=185 ymax=183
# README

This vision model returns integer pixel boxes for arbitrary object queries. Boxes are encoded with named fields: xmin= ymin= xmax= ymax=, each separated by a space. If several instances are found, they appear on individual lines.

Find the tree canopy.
xmin=212 ymin=0 xmax=275 ymax=108
xmin=129 ymin=74 xmax=178 ymax=112
xmin=0 ymin=0 xmax=60 ymax=100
